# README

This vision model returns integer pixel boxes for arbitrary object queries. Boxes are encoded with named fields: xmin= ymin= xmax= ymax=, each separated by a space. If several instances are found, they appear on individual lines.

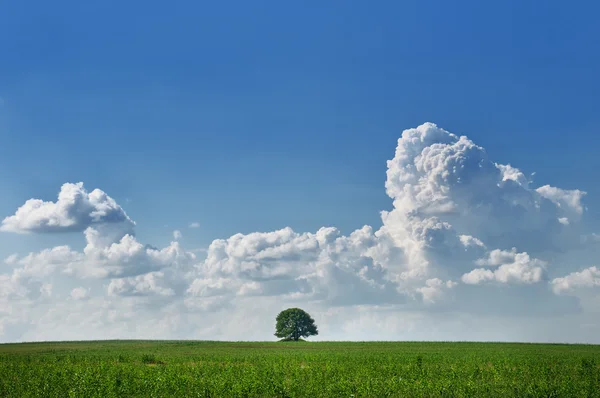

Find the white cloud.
xmin=4 ymin=225 xmax=196 ymax=281
xmin=189 ymin=222 xmax=200 ymax=228
xmin=0 ymin=275 xmax=28 ymax=299
xmin=1 ymin=182 xmax=134 ymax=234
xmin=4 ymin=254 xmax=19 ymax=265
xmin=382 ymin=123 xmax=587 ymax=258
xmin=1 ymin=122 xmax=599 ymax=343
xmin=173 ymin=230 xmax=182 ymax=240
xmin=108 ymin=272 xmax=175 ymax=297
xmin=496 ymin=163 xmax=530 ymax=188
xmin=40 ymin=283 xmax=52 ymax=298
xmin=459 ymin=235 xmax=486 ymax=249
xmin=194 ymin=225 xmax=399 ymax=306
xmin=11 ymin=246 xmax=84 ymax=281
xmin=71 ymin=287 xmax=89 ymax=300
xmin=417 ymin=278 xmax=457 ymax=303
xmin=475 ymin=248 xmax=520 ymax=267
xmin=462 ymin=249 xmax=545 ymax=285
xmin=201 ymin=227 xmax=324 ymax=280
xmin=187 ymin=277 xmax=232 ymax=297
xmin=552 ymin=267 xmax=600 ymax=295
xmin=536 ymin=185 xmax=586 ymax=216
xmin=461 ymin=268 xmax=495 ymax=285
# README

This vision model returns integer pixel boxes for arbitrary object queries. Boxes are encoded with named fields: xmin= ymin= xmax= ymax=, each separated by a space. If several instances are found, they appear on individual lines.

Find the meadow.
xmin=0 ymin=340 xmax=598 ymax=397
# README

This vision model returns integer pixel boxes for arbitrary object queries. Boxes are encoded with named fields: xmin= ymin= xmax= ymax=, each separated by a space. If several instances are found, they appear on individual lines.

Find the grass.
xmin=0 ymin=340 xmax=599 ymax=397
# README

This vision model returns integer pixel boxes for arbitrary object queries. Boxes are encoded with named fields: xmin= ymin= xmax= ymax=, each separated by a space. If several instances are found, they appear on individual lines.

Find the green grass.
xmin=0 ymin=340 xmax=599 ymax=397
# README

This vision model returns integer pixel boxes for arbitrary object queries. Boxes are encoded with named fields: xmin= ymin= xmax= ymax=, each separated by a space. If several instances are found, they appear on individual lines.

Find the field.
xmin=0 ymin=340 xmax=599 ymax=397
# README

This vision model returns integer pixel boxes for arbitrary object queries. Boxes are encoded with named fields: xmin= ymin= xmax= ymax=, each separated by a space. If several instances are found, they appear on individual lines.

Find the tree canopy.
xmin=274 ymin=308 xmax=318 ymax=341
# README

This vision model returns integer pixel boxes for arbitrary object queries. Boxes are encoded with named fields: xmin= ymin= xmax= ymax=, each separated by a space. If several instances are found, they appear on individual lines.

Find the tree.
xmin=274 ymin=308 xmax=318 ymax=341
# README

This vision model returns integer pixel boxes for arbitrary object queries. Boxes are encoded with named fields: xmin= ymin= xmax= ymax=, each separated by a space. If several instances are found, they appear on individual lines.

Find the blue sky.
xmin=1 ymin=1 xmax=600 ymax=342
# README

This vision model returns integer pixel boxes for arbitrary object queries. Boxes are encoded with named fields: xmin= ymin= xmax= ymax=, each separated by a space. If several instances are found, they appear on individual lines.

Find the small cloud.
xmin=189 ymin=222 xmax=200 ymax=229
xmin=459 ymin=235 xmax=485 ymax=249
xmin=40 ymin=283 xmax=52 ymax=298
xmin=173 ymin=230 xmax=182 ymax=240
xmin=71 ymin=287 xmax=89 ymax=301
xmin=4 ymin=253 xmax=18 ymax=265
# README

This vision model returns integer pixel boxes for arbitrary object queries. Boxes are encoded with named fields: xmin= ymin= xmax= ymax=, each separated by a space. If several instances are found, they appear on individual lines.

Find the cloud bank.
xmin=1 ymin=123 xmax=599 ymax=343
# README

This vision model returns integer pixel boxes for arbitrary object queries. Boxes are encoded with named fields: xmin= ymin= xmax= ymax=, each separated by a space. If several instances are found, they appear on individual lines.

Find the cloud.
xmin=1 ymin=183 xmax=134 ymax=234
xmin=417 ymin=278 xmax=457 ymax=303
xmin=201 ymin=227 xmax=325 ymax=281
xmin=536 ymin=185 xmax=586 ymax=216
xmin=189 ymin=222 xmax=200 ymax=228
xmin=475 ymin=248 xmax=521 ymax=266
xmin=462 ymin=249 xmax=545 ymax=285
xmin=0 ymin=275 xmax=28 ymax=299
xmin=5 ymin=226 xmax=196 ymax=280
xmin=1 ymin=122 xmax=599 ymax=343
xmin=4 ymin=254 xmax=19 ymax=265
xmin=381 ymin=123 xmax=586 ymax=257
xmin=459 ymin=235 xmax=485 ymax=249
xmin=194 ymin=224 xmax=415 ymax=307
xmin=71 ymin=287 xmax=89 ymax=300
xmin=108 ymin=272 xmax=176 ymax=297
xmin=552 ymin=267 xmax=600 ymax=295
xmin=173 ymin=230 xmax=182 ymax=240
xmin=40 ymin=283 xmax=52 ymax=298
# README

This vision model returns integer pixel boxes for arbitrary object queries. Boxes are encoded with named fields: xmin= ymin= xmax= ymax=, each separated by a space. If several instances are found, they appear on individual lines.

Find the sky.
xmin=1 ymin=0 xmax=600 ymax=343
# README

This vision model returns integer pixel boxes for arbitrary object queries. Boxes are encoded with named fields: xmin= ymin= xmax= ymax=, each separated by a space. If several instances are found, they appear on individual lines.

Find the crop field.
xmin=0 ymin=340 xmax=599 ymax=397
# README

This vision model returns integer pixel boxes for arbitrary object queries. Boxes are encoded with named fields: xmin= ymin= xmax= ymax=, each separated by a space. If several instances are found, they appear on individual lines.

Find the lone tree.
xmin=274 ymin=308 xmax=318 ymax=341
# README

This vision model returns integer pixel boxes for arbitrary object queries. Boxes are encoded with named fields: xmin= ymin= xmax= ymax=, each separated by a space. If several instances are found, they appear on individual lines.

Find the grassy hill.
xmin=0 ymin=340 xmax=598 ymax=397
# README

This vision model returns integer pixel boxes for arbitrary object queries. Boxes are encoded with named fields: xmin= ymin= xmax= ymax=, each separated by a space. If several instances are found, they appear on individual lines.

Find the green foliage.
xmin=0 ymin=340 xmax=599 ymax=397
xmin=275 ymin=308 xmax=318 ymax=341
xmin=141 ymin=354 xmax=164 ymax=365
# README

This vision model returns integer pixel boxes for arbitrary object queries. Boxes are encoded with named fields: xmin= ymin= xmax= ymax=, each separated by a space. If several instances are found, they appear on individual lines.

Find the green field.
xmin=0 ymin=340 xmax=599 ymax=397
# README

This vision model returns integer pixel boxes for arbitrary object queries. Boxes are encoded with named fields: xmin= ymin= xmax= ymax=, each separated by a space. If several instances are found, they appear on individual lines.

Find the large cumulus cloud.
xmin=382 ymin=123 xmax=586 ymax=258
xmin=1 ymin=123 xmax=599 ymax=343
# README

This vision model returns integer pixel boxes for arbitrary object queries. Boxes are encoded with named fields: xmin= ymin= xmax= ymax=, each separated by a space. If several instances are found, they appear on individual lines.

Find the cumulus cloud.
xmin=1 ymin=221 xmax=196 ymax=291
xmin=1 ymin=122 xmax=599 ymax=343
xmin=108 ymin=272 xmax=176 ymax=297
xmin=552 ymin=267 xmax=600 ymax=295
xmin=462 ymin=249 xmax=545 ymax=285
xmin=383 ymin=123 xmax=591 ymax=258
xmin=201 ymin=227 xmax=325 ymax=280
xmin=417 ymin=278 xmax=457 ymax=303
xmin=536 ymin=185 xmax=586 ymax=216
xmin=1 ymin=182 xmax=134 ymax=234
